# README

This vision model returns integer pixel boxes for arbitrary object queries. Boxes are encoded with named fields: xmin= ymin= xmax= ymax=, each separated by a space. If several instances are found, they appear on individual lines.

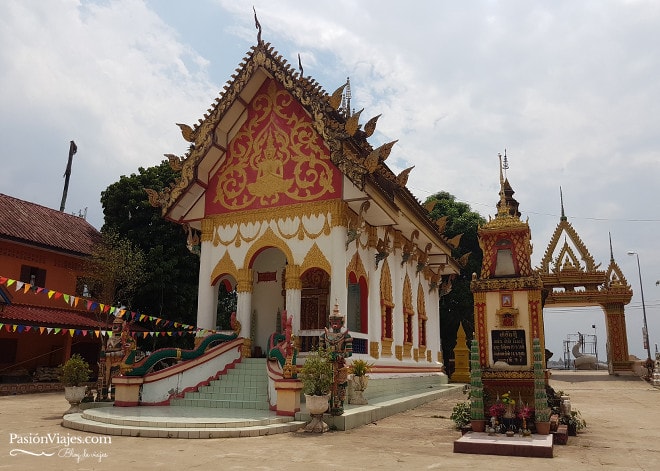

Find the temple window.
xmin=494 ymin=239 xmax=516 ymax=277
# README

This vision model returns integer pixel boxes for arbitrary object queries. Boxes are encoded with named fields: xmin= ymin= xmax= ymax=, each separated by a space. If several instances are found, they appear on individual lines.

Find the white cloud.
xmin=1 ymin=0 xmax=659 ymax=359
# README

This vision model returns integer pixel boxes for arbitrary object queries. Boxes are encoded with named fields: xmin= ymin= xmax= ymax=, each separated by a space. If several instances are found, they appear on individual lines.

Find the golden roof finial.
xmin=253 ymin=6 xmax=262 ymax=44
xmin=497 ymin=152 xmax=509 ymax=218
xmin=560 ymin=186 xmax=567 ymax=221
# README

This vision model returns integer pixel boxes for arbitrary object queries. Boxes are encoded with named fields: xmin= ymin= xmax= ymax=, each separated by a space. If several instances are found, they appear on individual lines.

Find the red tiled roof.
xmin=1 ymin=304 xmax=111 ymax=329
xmin=0 ymin=193 xmax=101 ymax=256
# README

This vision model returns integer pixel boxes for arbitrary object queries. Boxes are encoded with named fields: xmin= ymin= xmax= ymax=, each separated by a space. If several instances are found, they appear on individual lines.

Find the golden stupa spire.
xmin=497 ymin=152 xmax=509 ymax=218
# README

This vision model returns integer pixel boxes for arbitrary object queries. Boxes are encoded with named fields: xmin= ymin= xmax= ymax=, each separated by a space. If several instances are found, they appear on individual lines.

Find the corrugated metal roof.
xmin=1 ymin=304 xmax=111 ymax=329
xmin=0 ymin=193 xmax=101 ymax=256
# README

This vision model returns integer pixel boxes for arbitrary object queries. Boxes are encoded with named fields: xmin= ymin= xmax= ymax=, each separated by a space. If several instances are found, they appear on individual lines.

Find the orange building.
xmin=0 ymin=193 xmax=106 ymax=394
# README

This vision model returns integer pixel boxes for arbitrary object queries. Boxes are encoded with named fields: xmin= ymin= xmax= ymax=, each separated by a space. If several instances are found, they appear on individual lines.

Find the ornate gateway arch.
xmin=538 ymin=200 xmax=633 ymax=373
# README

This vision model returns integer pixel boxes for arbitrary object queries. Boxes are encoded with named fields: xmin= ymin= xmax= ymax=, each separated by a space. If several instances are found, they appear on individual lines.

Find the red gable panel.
xmin=206 ymin=79 xmax=342 ymax=215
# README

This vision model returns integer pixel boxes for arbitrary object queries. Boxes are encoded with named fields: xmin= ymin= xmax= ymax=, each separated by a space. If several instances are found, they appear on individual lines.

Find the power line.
xmin=409 ymin=185 xmax=660 ymax=223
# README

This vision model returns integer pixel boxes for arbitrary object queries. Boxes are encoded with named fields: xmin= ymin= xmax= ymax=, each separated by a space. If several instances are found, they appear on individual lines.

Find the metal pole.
xmin=60 ymin=140 xmax=77 ymax=212
xmin=628 ymin=251 xmax=652 ymax=362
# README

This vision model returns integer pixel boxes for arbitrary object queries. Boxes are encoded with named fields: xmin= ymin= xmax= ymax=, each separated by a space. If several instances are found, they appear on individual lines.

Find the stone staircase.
xmin=62 ymin=357 xmax=306 ymax=438
xmin=170 ymin=357 xmax=269 ymax=410
xmin=62 ymin=359 xmax=464 ymax=438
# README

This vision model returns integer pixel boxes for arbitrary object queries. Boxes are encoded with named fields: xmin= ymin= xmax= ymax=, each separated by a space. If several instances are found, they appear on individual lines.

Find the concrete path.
xmin=1 ymin=371 xmax=658 ymax=470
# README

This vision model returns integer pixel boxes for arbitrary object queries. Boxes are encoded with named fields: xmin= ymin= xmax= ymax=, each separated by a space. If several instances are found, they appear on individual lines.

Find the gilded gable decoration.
xmin=539 ymin=219 xmax=597 ymax=273
xmin=210 ymin=250 xmax=239 ymax=285
xmin=210 ymin=80 xmax=340 ymax=212
xmin=347 ymin=251 xmax=368 ymax=285
xmin=301 ymin=242 xmax=331 ymax=276
xmin=149 ymin=40 xmax=412 ymax=216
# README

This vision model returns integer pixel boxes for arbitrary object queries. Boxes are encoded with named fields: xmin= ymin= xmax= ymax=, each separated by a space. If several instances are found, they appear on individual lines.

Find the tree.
xmin=424 ymin=191 xmax=485 ymax=369
xmin=100 ymin=161 xmax=200 ymax=348
xmin=80 ymin=230 xmax=145 ymax=308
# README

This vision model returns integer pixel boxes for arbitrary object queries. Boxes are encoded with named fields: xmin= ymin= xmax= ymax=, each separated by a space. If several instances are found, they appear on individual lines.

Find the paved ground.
xmin=1 ymin=371 xmax=658 ymax=471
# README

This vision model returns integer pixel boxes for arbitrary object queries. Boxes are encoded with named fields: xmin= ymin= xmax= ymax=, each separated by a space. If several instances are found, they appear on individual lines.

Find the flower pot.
xmin=536 ymin=421 xmax=551 ymax=435
xmin=349 ymin=375 xmax=369 ymax=405
xmin=304 ymin=394 xmax=330 ymax=433
xmin=471 ymin=419 xmax=486 ymax=433
xmin=63 ymin=385 xmax=87 ymax=416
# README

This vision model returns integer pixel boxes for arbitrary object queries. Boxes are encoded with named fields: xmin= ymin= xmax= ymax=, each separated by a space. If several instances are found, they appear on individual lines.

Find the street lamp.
xmin=627 ymin=251 xmax=652 ymax=363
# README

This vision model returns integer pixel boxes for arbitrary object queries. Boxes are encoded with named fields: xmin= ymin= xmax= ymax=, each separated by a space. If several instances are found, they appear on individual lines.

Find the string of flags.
xmin=0 ymin=275 xmax=219 ymax=338
xmin=0 ymin=323 xmax=195 ymax=338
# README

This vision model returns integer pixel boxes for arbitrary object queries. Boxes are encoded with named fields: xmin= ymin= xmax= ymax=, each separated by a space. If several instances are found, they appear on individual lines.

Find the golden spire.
xmin=497 ymin=152 xmax=509 ymax=218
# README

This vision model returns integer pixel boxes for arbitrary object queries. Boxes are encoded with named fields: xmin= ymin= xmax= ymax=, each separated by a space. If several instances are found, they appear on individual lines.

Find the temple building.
xmin=148 ymin=36 xmax=461 ymax=376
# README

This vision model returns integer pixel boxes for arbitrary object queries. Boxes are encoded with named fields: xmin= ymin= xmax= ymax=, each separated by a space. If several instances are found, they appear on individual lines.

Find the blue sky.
xmin=1 ymin=0 xmax=659 ymax=361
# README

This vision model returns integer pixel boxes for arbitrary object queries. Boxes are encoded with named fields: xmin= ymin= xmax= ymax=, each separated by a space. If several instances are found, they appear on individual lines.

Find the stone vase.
xmin=63 ymin=385 xmax=87 ymax=416
xmin=304 ymin=394 xmax=330 ymax=433
xmin=349 ymin=375 xmax=369 ymax=405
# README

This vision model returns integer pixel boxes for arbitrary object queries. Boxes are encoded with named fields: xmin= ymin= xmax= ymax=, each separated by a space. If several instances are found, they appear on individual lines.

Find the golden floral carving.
xmin=380 ymin=258 xmax=393 ymax=304
xmin=346 ymin=251 xmax=368 ymax=286
xmin=208 ymin=200 xmax=347 ymax=248
xmin=209 ymin=250 xmax=239 ymax=285
xmin=236 ymin=268 xmax=254 ymax=293
xmin=370 ymin=341 xmax=380 ymax=359
xmin=300 ymin=243 xmax=331 ymax=277
xmin=380 ymin=339 xmax=393 ymax=357
xmin=213 ymin=80 xmax=337 ymax=211
xmin=284 ymin=264 xmax=302 ymax=290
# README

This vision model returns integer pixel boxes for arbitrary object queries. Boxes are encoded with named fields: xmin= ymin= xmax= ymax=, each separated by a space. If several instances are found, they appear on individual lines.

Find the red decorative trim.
xmin=114 ymin=400 xmax=139 ymax=407
xmin=529 ymin=300 xmax=540 ymax=339
xmin=276 ymin=410 xmax=296 ymax=416
xmin=161 ymin=355 xmax=243 ymax=405
xmin=476 ymin=302 xmax=487 ymax=366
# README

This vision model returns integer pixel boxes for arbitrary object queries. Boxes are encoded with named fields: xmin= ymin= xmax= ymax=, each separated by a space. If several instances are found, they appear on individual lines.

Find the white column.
xmin=329 ymin=227 xmax=348 ymax=314
xmin=369 ymin=252 xmax=381 ymax=354
xmin=286 ymin=288 xmax=302 ymax=333
xmin=428 ymin=284 xmax=441 ymax=360
xmin=196 ymin=239 xmax=216 ymax=330
xmin=236 ymin=268 xmax=253 ymax=339
xmin=236 ymin=290 xmax=252 ymax=337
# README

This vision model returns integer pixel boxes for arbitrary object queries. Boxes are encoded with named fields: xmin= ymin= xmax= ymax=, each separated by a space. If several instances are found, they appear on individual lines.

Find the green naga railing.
xmin=122 ymin=332 xmax=239 ymax=377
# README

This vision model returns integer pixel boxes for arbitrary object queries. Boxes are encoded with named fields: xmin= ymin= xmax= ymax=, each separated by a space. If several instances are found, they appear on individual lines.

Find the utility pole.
xmin=60 ymin=140 xmax=77 ymax=212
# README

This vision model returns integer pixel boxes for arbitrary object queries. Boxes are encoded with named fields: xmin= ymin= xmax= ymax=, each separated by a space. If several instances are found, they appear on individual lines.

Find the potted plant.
xmin=451 ymin=401 xmax=472 ymax=434
xmin=348 ymin=359 xmax=373 ymax=405
xmin=59 ymin=353 xmax=92 ymax=416
xmin=298 ymin=349 xmax=333 ymax=432
xmin=561 ymin=409 xmax=587 ymax=436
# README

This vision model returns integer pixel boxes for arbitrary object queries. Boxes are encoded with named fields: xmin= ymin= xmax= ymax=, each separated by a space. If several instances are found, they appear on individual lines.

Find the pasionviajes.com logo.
xmin=9 ymin=432 xmax=111 ymax=463
xmin=9 ymin=432 xmax=111 ymax=447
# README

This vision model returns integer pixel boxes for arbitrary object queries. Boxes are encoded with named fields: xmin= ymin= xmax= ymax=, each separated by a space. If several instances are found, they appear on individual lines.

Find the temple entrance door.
xmin=250 ymin=247 xmax=287 ymax=357
xmin=299 ymin=268 xmax=330 ymax=351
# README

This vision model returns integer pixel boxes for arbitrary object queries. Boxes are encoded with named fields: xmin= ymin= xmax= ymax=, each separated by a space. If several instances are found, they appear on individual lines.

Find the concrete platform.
xmin=63 ymin=383 xmax=462 ymax=438
xmin=454 ymin=432 xmax=554 ymax=458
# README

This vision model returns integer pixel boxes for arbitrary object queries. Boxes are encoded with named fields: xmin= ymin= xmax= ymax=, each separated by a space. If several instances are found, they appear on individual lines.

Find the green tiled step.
xmin=172 ymin=358 xmax=269 ymax=410
xmin=182 ymin=391 xmax=268 ymax=401
xmin=171 ymin=399 xmax=269 ymax=410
